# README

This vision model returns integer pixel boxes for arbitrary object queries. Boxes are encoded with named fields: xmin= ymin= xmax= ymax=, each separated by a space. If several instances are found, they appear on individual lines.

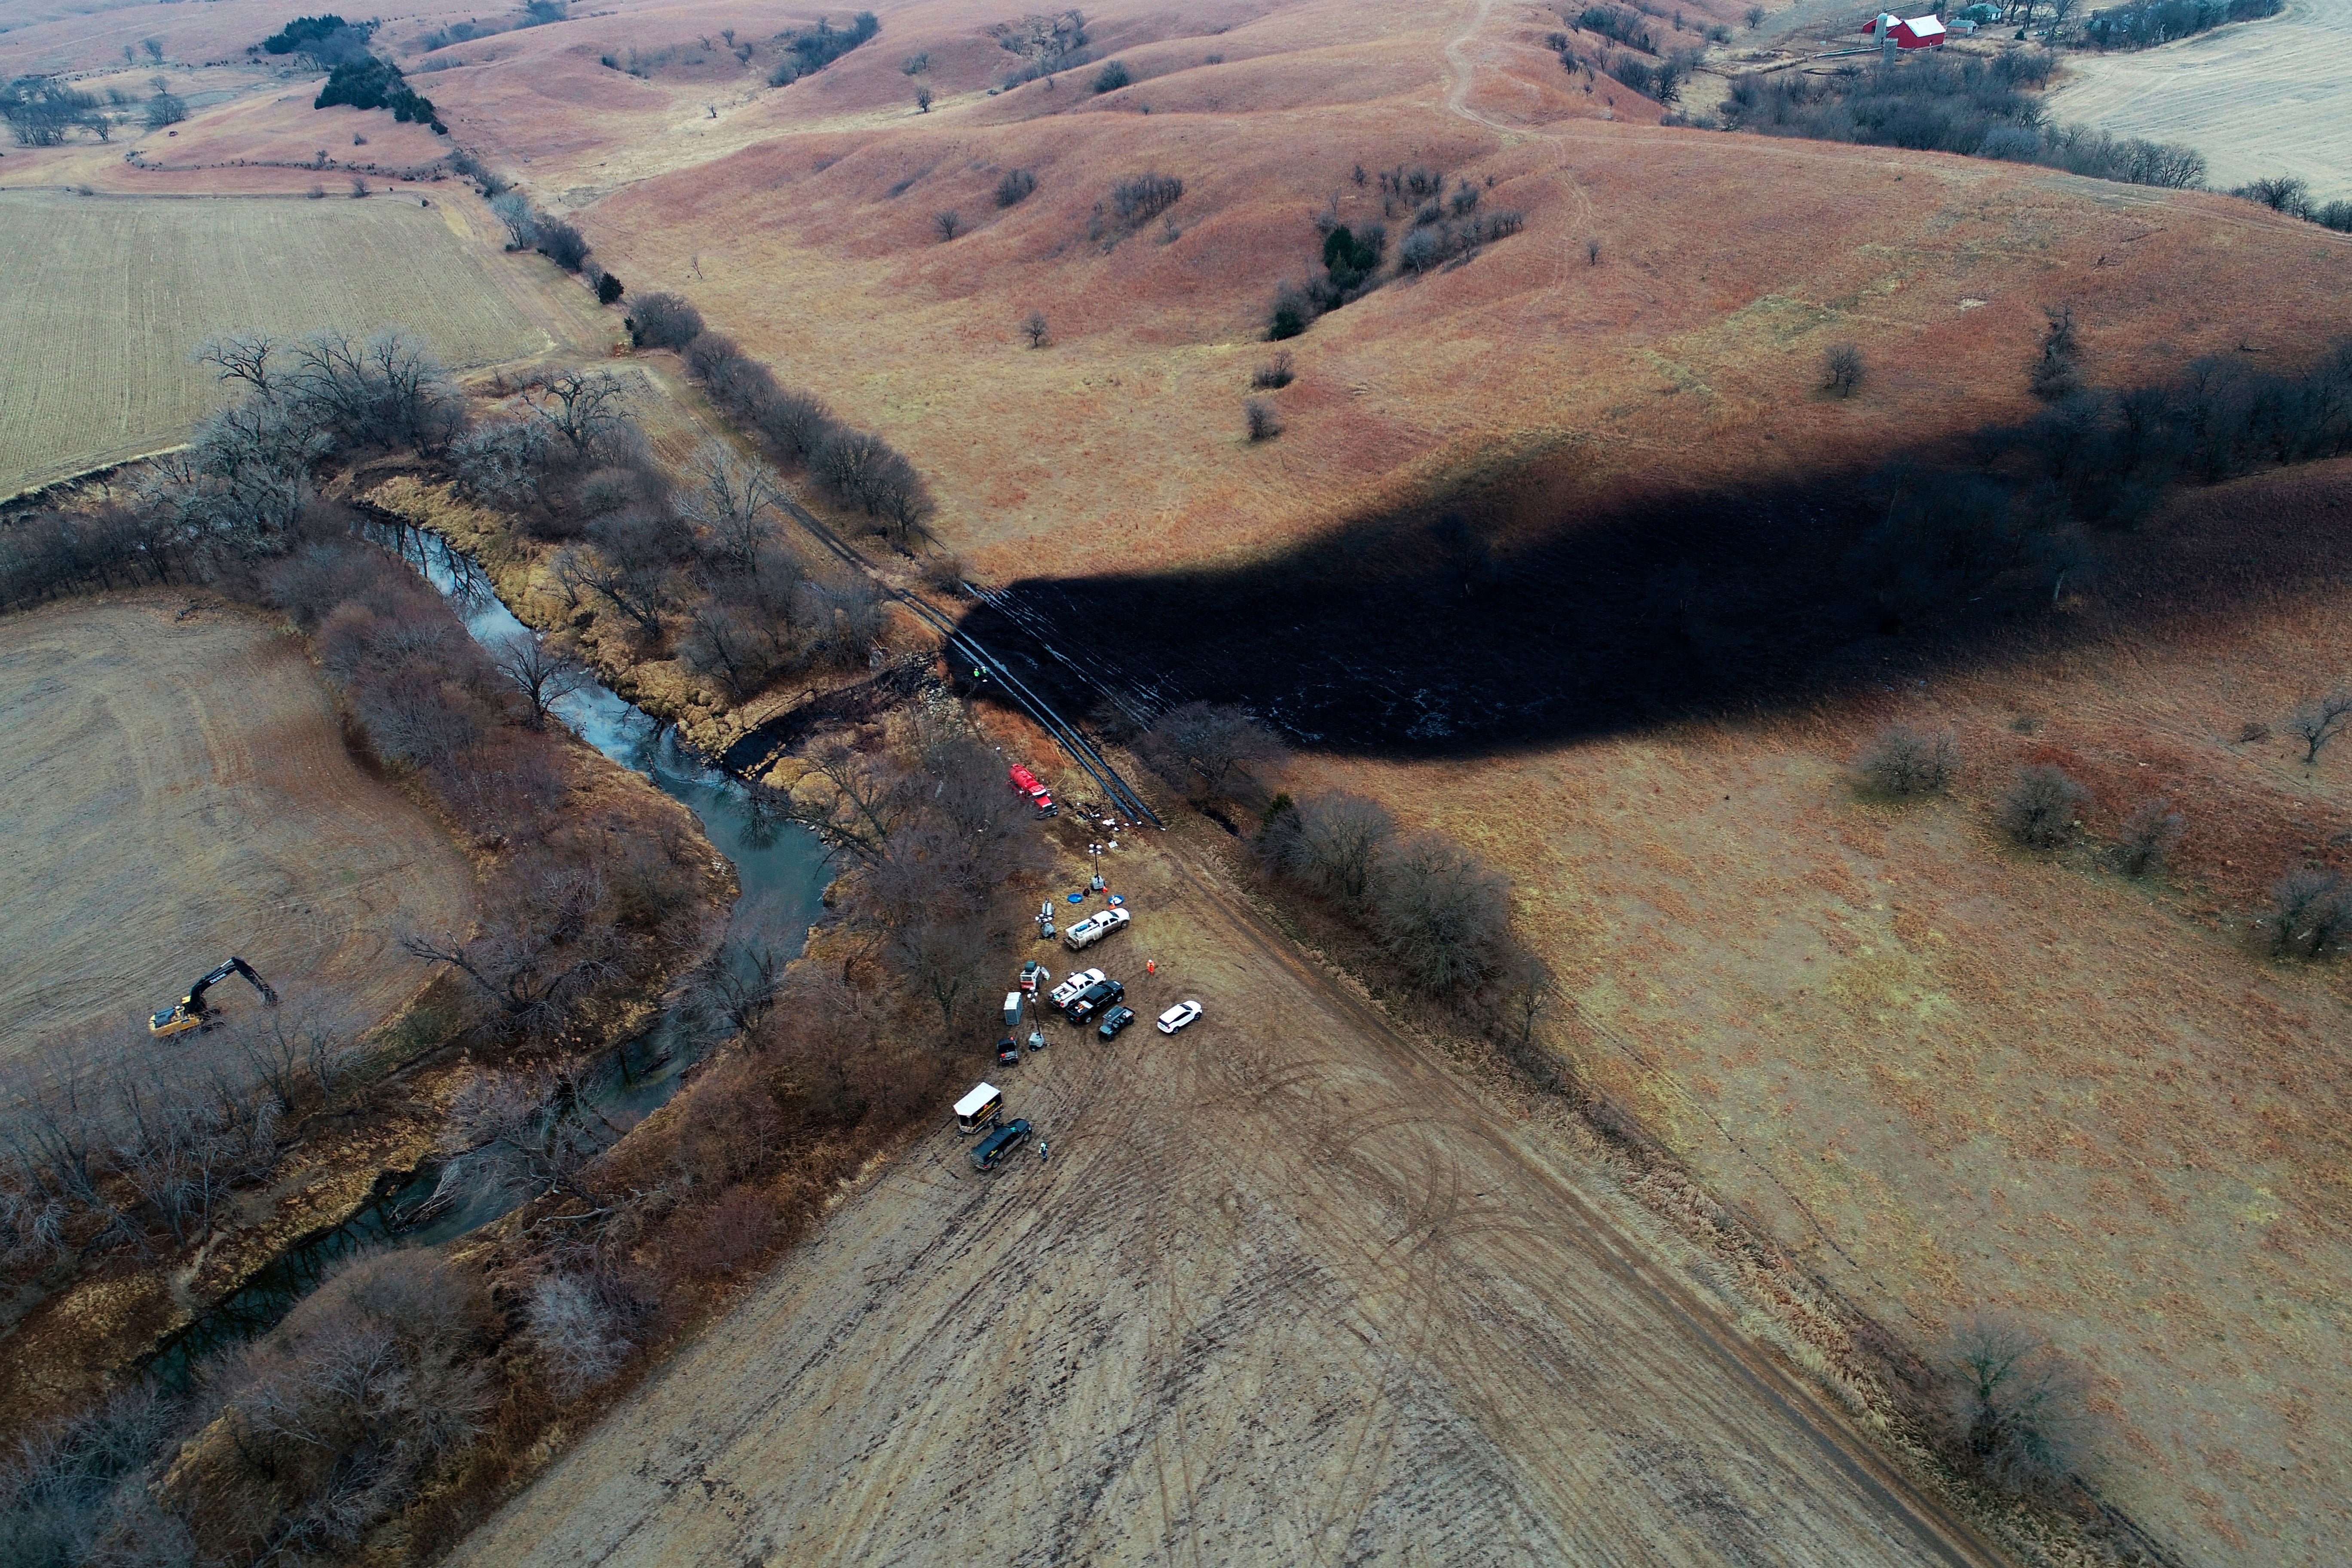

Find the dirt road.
xmin=0 ymin=593 xmax=473 ymax=1072
xmin=450 ymin=828 xmax=2001 ymax=1568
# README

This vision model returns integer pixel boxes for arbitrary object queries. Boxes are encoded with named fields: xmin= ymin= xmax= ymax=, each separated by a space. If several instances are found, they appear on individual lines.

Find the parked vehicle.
xmin=1063 ymin=906 xmax=1132 ymax=952
xmin=1049 ymin=968 xmax=1106 ymax=1008
xmin=1002 ymin=990 xmax=1025 ymax=1029
xmin=1156 ymin=1000 xmax=1203 ymax=1035
xmin=997 ymin=1036 xmax=1022 ymax=1065
xmin=1097 ymin=1005 xmax=1136 ymax=1040
xmin=954 ymin=1082 xmax=1003 ymax=1135
xmin=1019 ymin=960 xmax=1048 ymax=995
xmin=1009 ymin=764 xmax=1055 ymax=815
xmin=1065 ymin=977 xmax=1124 ymax=1023
xmin=971 ymin=1118 xmax=1033 ymax=1170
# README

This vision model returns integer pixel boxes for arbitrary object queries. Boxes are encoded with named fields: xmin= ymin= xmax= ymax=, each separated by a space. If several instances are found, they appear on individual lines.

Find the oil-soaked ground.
xmin=955 ymin=475 xmax=1987 ymax=753
xmin=952 ymin=442 xmax=2352 ymax=753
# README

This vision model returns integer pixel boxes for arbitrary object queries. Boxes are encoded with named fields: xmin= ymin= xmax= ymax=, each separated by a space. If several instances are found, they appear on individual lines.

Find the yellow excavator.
xmin=149 ymin=957 xmax=279 ymax=1038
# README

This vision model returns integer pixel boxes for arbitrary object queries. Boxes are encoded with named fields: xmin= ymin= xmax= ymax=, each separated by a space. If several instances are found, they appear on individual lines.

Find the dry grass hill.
xmin=8 ymin=0 xmax=2351 ymax=1560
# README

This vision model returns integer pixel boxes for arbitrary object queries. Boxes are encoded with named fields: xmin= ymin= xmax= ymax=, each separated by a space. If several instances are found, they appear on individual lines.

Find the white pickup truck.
xmin=1063 ymin=906 xmax=1132 ymax=951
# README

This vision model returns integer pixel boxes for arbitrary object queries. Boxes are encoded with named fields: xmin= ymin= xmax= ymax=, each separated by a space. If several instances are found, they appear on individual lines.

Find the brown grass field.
xmin=8 ymin=0 xmax=2352 ymax=1560
xmin=0 ymin=592 xmax=475 ymax=1076
xmin=0 ymin=189 xmax=551 ymax=496
xmin=348 ymin=1 xmax=2352 ymax=1561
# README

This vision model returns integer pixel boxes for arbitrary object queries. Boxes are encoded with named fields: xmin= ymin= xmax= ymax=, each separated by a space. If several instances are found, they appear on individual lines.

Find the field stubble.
xmin=0 ymin=591 xmax=475 ymax=1075
xmin=0 ymin=190 xmax=548 ymax=497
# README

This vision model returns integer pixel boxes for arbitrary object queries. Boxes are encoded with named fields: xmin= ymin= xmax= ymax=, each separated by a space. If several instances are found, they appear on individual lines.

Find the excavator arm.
xmin=151 ymin=956 xmax=279 ymax=1035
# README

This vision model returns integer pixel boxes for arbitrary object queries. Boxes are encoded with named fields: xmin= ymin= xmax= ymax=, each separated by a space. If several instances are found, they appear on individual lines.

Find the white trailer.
xmin=955 ymin=1082 xmax=1004 ymax=1135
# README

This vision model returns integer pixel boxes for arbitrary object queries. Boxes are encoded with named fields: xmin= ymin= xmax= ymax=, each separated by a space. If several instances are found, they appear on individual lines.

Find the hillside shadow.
xmin=952 ymin=458 xmax=2350 ymax=756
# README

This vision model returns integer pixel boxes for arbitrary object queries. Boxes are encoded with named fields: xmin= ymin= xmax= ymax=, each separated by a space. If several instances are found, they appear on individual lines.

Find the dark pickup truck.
xmin=1063 ymin=977 xmax=1124 ymax=1024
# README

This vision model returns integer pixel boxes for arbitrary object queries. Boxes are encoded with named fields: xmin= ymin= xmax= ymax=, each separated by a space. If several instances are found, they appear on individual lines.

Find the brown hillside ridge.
xmin=393 ymin=2 xmax=2349 ymax=1565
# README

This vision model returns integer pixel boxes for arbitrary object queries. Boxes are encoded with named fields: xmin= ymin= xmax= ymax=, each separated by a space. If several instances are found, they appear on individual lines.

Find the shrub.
xmin=2266 ymin=868 xmax=2352 ymax=959
xmin=597 ymin=270 xmax=625 ymax=304
xmin=1245 ymin=398 xmax=1282 ymax=441
xmin=933 ymin=208 xmax=961 ymax=241
xmin=1109 ymin=170 xmax=1182 ymax=225
xmin=1093 ymin=59 xmax=1131 ymax=92
xmin=535 ymin=215 xmax=590 ymax=271
xmin=1996 ymin=763 xmax=2086 ymax=848
xmin=627 ymin=290 xmax=704 ymax=349
xmin=524 ymin=1270 xmax=634 ymax=1397
xmin=1252 ymin=351 xmax=1295 ymax=390
xmin=1854 ymin=723 xmax=1955 ymax=795
xmin=2114 ymin=797 xmax=2182 ymax=876
xmin=1267 ymin=281 xmax=1309 ymax=340
xmin=995 ymin=166 xmax=1038 ymax=206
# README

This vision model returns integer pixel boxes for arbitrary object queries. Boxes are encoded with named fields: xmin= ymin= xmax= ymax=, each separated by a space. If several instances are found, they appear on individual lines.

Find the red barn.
xmin=1864 ymin=12 xmax=1948 ymax=46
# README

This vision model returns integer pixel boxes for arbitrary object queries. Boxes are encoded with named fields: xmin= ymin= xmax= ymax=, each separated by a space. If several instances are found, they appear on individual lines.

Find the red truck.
xmin=1008 ymin=764 xmax=1055 ymax=815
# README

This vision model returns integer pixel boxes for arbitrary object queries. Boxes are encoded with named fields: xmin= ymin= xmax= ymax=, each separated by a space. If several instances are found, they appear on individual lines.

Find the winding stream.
xmin=143 ymin=528 xmax=830 ymax=1385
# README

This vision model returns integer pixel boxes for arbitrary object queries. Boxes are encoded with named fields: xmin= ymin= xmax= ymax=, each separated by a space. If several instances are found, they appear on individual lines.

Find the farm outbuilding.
xmin=1864 ymin=12 xmax=1949 ymax=46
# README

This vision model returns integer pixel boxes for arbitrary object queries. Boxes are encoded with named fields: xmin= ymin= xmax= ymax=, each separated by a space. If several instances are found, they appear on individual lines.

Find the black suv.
xmin=1064 ymin=977 xmax=1124 ymax=1024
xmin=971 ymin=1118 xmax=1032 ymax=1170
xmin=1097 ymin=1005 xmax=1136 ymax=1040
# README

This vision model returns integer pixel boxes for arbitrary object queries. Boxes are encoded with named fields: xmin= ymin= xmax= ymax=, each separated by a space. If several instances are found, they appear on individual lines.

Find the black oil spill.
xmin=957 ymin=476 xmax=1940 ymax=754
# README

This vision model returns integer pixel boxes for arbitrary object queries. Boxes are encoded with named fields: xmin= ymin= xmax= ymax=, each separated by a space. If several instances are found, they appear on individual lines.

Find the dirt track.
xmin=450 ymin=830 xmax=2000 ymax=1568
xmin=0 ymin=593 xmax=473 ymax=1072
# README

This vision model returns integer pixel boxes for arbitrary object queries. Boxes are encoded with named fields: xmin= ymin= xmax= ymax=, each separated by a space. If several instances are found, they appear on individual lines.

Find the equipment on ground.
xmin=956 ymin=1082 xmax=1004 ymax=1135
xmin=150 ymin=957 xmax=279 ymax=1037
xmin=1009 ymin=764 xmax=1056 ymax=815
xmin=997 ymin=1036 xmax=1023 ymax=1065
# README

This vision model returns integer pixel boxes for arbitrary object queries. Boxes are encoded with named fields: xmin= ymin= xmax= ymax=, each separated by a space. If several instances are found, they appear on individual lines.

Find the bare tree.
xmin=2285 ymin=688 xmax=2352 ymax=764
xmin=571 ymin=514 xmax=676 ymax=641
xmin=490 ymin=190 xmax=538 ymax=248
xmin=934 ymin=208 xmax=962 ymax=241
xmin=1368 ymin=833 xmax=1510 ymax=997
xmin=1245 ymin=398 xmax=1283 ymax=441
xmin=1021 ymin=310 xmax=1050 ymax=348
xmin=524 ymin=1271 xmax=632 ymax=1397
xmin=521 ymin=368 xmax=632 ymax=461
xmin=279 ymin=326 xmax=465 ymax=454
xmin=1822 ymin=342 xmax=1864 ymax=398
xmin=1854 ymin=723 xmax=1957 ymax=795
xmin=1996 ymin=764 xmax=2086 ymax=848
xmin=679 ymin=598 xmax=784 ymax=699
xmin=432 ymin=1059 xmax=607 ymax=1209
xmin=401 ymin=859 xmax=621 ymax=1034
xmin=1277 ymin=791 xmax=1396 ymax=910
xmin=1139 ymin=701 xmax=1289 ymax=803
xmin=674 ymin=440 xmax=785 ymax=568
xmin=890 ymin=912 xmax=997 ymax=1035
xmin=1947 ymin=1318 xmax=2082 ymax=1494
xmin=2114 ymin=797 xmax=2182 ymax=877
xmin=915 ymin=84 xmax=934 ymax=112
xmin=164 ymin=1251 xmax=492 ymax=1559
xmin=192 ymin=330 xmax=278 ymax=397
xmin=490 ymin=630 xmax=590 ymax=729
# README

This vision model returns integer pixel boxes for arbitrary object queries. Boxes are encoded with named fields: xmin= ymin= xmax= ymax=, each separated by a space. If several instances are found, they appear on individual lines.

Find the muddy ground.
xmin=0 ymin=592 xmax=474 ymax=1074
xmin=448 ymin=821 xmax=2000 ymax=1568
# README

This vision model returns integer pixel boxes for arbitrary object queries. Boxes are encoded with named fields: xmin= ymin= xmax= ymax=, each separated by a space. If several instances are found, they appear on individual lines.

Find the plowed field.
xmin=448 ymin=832 xmax=2000 ymax=1568
xmin=0 ymin=593 xmax=473 ymax=1072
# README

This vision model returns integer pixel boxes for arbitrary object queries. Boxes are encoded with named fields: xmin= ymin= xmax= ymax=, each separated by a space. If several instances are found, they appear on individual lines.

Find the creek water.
xmin=141 ymin=528 xmax=830 ymax=1387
